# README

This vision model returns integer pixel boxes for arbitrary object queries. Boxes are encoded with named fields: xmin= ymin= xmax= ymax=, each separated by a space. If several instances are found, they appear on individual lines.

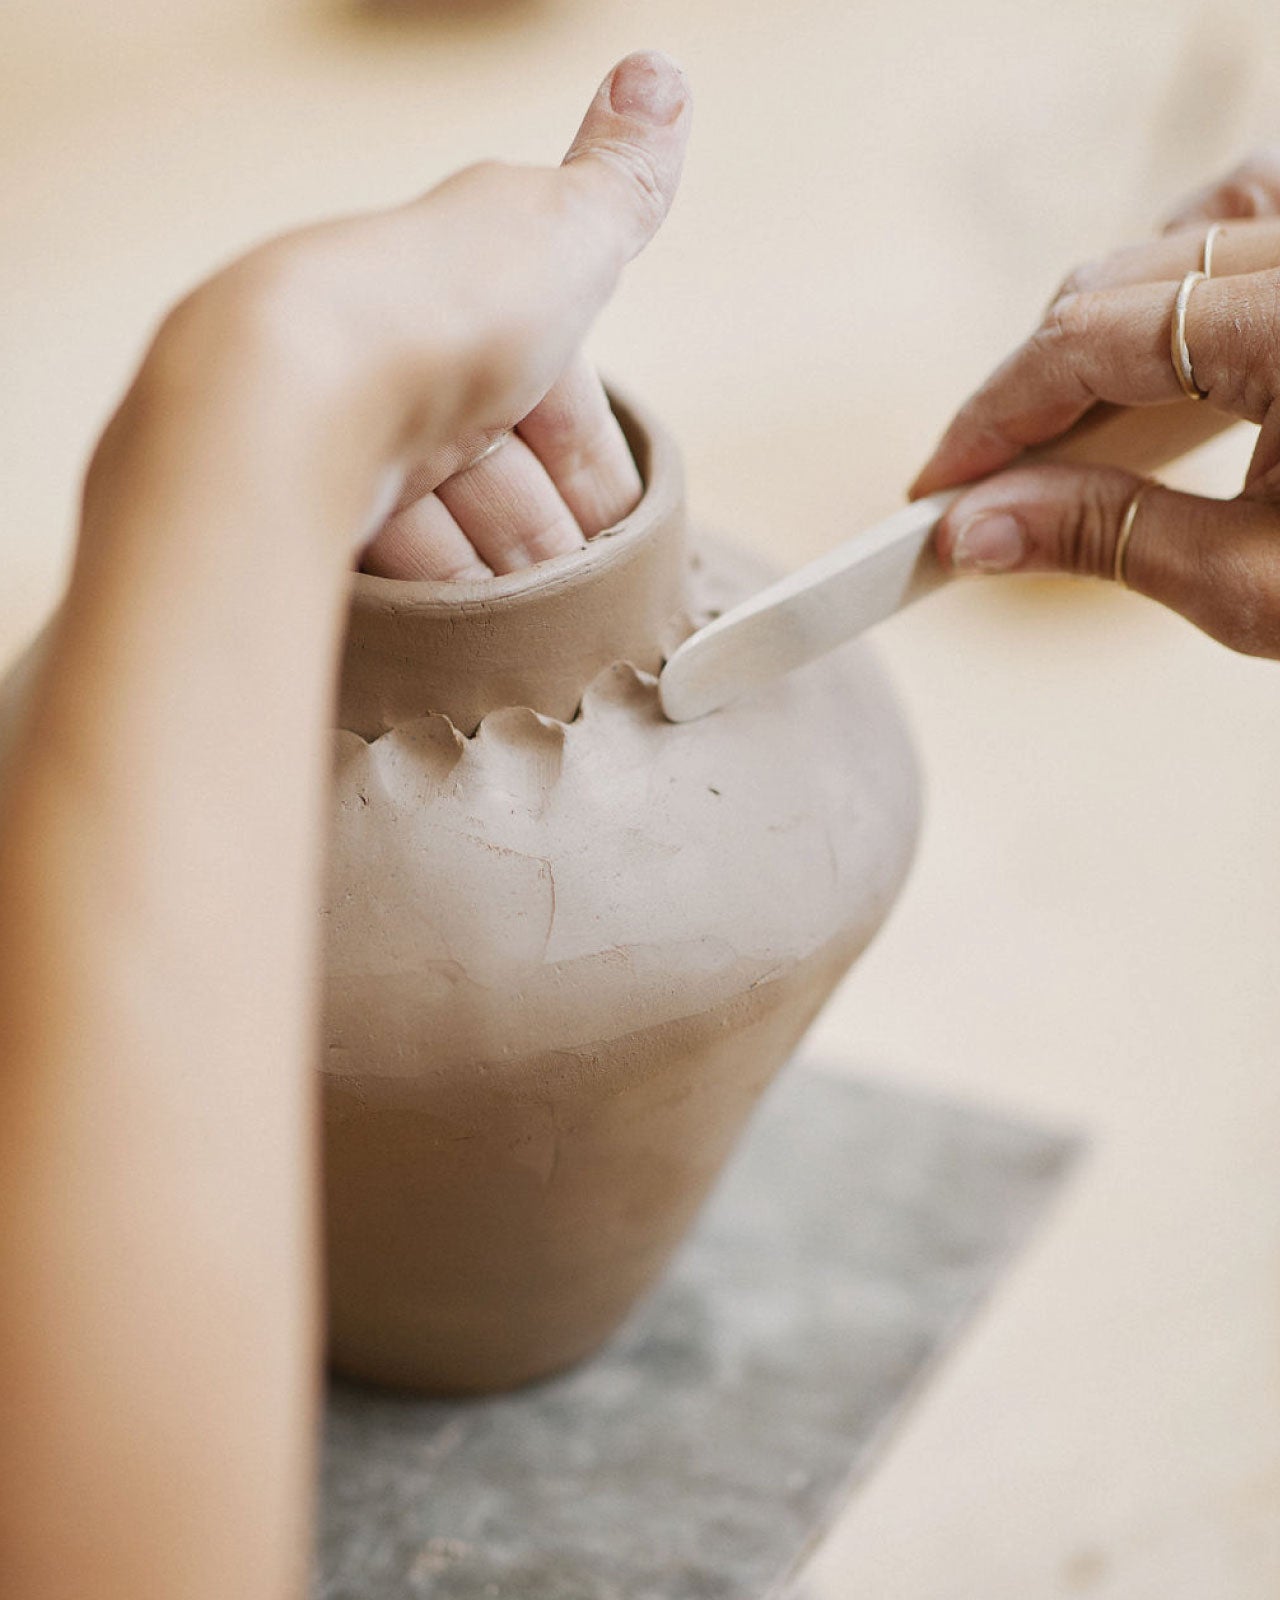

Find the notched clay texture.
xmin=324 ymin=538 xmax=919 ymax=1077
xmin=320 ymin=392 xmax=922 ymax=1392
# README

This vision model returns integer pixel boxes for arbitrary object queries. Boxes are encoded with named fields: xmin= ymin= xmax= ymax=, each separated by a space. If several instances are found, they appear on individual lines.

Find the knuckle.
xmin=230 ymin=238 xmax=346 ymax=345
xmin=967 ymin=415 xmax=1020 ymax=463
xmin=446 ymin=158 xmax=527 ymax=205
xmin=1051 ymin=475 xmax=1118 ymax=577
xmin=1029 ymin=296 xmax=1099 ymax=408
xmin=456 ymin=157 xmax=508 ymax=185
xmin=1208 ymin=152 xmax=1280 ymax=220
xmin=1030 ymin=304 xmax=1084 ymax=393
xmin=1259 ymin=272 xmax=1280 ymax=376
xmin=1206 ymin=528 xmax=1280 ymax=658
xmin=1053 ymin=260 xmax=1102 ymax=303
xmin=151 ymin=235 xmax=346 ymax=385
xmin=582 ymin=138 xmax=668 ymax=231
xmin=531 ymin=397 xmax=613 ymax=473
xmin=1036 ymin=291 xmax=1091 ymax=354
xmin=526 ymin=386 xmax=580 ymax=446
xmin=521 ymin=517 xmax=583 ymax=565
xmin=1218 ymin=271 xmax=1280 ymax=420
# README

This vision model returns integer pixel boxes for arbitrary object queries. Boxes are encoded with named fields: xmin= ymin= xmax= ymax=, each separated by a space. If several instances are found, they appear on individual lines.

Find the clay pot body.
xmin=322 ymin=396 xmax=921 ymax=1393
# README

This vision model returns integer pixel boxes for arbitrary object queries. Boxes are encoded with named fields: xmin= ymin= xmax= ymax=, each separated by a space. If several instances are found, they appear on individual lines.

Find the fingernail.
xmin=609 ymin=51 xmax=685 ymax=125
xmin=951 ymin=512 xmax=1026 ymax=573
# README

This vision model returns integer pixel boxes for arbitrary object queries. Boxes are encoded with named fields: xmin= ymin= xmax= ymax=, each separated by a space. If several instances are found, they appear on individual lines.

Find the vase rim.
xmin=336 ymin=385 xmax=688 ymax=736
xmin=348 ymin=386 xmax=680 ymax=619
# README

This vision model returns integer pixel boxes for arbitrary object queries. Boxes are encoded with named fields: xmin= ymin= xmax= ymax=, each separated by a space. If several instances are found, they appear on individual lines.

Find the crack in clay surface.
xmin=320 ymin=396 xmax=923 ymax=1392
xmin=324 ymin=546 xmax=919 ymax=1075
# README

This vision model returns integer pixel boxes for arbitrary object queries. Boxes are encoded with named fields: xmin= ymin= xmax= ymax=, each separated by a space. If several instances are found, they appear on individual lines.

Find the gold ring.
xmin=1114 ymin=480 xmax=1154 ymax=587
xmin=1202 ymin=222 xmax=1225 ymax=278
xmin=463 ymin=431 xmax=511 ymax=472
xmin=1170 ymin=270 xmax=1208 ymax=400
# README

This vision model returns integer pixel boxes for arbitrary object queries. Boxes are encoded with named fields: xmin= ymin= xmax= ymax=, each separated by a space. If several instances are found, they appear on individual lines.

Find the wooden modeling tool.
xmin=658 ymin=402 xmax=1238 ymax=723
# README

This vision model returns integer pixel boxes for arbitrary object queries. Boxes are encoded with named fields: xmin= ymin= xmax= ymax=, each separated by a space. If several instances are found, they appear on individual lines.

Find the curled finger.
xmin=912 ymin=267 xmax=1280 ymax=497
xmin=361 ymin=492 xmax=493 ymax=582
xmin=437 ymin=431 xmax=585 ymax=574
xmin=516 ymin=355 xmax=642 ymax=535
xmin=1163 ymin=145 xmax=1280 ymax=232
xmin=1053 ymin=217 xmax=1280 ymax=302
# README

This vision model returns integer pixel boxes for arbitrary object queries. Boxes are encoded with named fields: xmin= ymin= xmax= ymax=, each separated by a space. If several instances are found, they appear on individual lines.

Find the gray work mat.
xmin=316 ymin=1066 xmax=1076 ymax=1600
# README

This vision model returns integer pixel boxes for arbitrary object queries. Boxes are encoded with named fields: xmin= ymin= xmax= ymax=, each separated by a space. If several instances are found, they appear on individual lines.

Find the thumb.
xmin=560 ymin=51 xmax=691 ymax=267
xmin=936 ymin=462 xmax=1280 ymax=658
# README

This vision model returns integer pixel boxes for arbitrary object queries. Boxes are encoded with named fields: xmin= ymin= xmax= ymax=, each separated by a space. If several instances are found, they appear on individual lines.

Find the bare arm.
xmin=0 ymin=53 xmax=689 ymax=1600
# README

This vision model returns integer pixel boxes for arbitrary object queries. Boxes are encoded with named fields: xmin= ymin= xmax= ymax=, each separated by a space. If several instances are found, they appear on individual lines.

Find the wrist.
xmin=86 ymin=262 xmax=418 ymax=572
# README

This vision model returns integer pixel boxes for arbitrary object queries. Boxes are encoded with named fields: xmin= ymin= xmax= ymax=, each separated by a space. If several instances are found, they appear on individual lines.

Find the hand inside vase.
xmin=361 ymin=350 xmax=644 ymax=581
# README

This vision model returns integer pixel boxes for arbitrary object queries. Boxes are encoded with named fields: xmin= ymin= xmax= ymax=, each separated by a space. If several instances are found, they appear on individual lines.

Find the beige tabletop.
xmin=3 ymin=1 xmax=1279 ymax=1594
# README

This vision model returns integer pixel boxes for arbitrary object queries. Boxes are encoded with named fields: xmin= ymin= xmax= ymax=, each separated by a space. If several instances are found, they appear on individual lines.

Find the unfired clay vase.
xmin=322 ymin=393 xmax=921 ymax=1393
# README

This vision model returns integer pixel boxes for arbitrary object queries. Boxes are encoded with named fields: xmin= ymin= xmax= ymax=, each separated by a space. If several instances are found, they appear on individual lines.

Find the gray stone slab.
xmin=316 ymin=1065 xmax=1077 ymax=1600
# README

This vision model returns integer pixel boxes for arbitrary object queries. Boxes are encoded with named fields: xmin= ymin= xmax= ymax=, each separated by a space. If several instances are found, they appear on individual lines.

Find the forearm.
xmin=0 ymin=56 xmax=690 ymax=1595
xmin=0 ymin=365 xmax=361 ymax=1599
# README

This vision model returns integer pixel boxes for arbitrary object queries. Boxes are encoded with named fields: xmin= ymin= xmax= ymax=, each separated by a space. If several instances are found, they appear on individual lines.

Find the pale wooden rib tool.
xmin=658 ymin=401 xmax=1238 ymax=723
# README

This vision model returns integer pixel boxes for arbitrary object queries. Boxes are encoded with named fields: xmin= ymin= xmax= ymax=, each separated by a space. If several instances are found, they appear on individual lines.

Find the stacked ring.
xmin=1170 ymin=270 xmax=1208 ymax=400
xmin=1170 ymin=223 xmax=1226 ymax=402
xmin=1201 ymin=221 xmax=1225 ymax=277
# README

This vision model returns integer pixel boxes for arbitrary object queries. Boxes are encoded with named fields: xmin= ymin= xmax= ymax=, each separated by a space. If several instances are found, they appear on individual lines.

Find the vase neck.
xmin=336 ymin=395 xmax=686 ymax=739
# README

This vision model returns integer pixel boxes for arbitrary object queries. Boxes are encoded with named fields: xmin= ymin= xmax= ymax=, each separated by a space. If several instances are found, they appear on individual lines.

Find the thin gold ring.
xmin=1114 ymin=480 xmax=1154 ymax=587
xmin=1201 ymin=222 xmax=1225 ymax=278
xmin=1170 ymin=270 xmax=1208 ymax=400
xmin=463 ymin=431 xmax=512 ymax=473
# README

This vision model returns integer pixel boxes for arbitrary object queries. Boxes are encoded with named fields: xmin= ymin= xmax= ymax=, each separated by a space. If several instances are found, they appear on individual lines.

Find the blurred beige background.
xmin=3 ymin=1 xmax=1279 ymax=1595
